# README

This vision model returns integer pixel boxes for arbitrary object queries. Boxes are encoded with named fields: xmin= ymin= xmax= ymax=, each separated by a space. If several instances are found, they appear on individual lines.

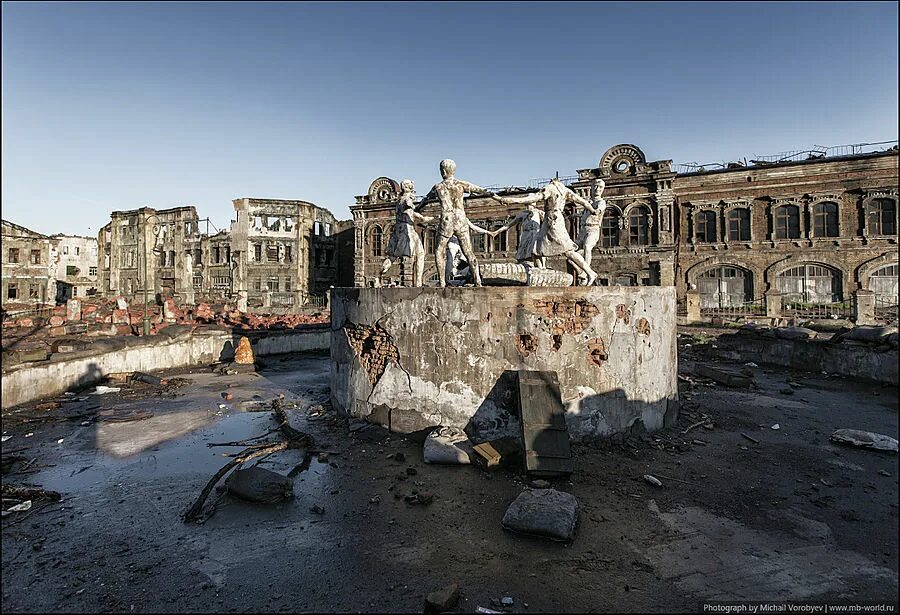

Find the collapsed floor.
xmin=1 ymin=336 xmax=898 ymax=613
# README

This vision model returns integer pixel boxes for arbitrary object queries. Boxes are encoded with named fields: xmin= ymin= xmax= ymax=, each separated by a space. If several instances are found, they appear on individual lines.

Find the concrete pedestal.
xmin=330 ymin=286 xmax=678 ymax=442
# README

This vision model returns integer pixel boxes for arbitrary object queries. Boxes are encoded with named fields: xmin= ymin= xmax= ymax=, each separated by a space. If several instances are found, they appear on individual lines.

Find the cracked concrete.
xmin=331 ymin=287 xmax=678 ymax=440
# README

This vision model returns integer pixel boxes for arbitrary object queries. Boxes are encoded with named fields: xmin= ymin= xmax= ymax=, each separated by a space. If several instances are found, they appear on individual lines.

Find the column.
xmin=853 ymin=289 xmax=876 ymax=326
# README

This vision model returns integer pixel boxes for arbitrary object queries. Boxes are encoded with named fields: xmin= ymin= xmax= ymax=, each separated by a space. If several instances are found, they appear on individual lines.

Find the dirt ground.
xmin=1 ymin=334 xmax=898 ymax=613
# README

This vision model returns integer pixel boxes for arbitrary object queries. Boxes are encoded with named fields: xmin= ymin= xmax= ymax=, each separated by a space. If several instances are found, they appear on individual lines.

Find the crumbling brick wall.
xmin=343 ymin=323 xmax=400 ymax=385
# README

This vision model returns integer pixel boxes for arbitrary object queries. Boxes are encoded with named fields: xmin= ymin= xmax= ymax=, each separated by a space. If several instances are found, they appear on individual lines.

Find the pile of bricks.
xmin=2 ymin=296 xmax=330 ymax=348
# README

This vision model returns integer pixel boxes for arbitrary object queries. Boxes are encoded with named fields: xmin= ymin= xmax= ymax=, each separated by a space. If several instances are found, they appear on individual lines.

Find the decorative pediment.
xmin=599 ymin=144 xmax=647 ymax=176
xmin=367 ymin=177 xmax=401 ymax=204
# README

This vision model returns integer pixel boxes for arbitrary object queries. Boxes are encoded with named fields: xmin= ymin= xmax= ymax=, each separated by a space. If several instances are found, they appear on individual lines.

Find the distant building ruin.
xmin=97 ymin=198 xmax=345 ymax=308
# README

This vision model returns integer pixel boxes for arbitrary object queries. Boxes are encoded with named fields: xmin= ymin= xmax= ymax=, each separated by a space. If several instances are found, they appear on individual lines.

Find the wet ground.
xmin=1 ymin=344 xmax=898 ymax=613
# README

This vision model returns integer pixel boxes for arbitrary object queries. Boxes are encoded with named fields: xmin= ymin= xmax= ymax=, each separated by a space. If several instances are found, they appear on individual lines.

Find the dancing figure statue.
xmin=497 ymin=178 xmax=598 ymax=285
xmin=417 ymin=159 xmax=501 ymax=287
xmin=378 ymin=179 xmax=433 ymax=287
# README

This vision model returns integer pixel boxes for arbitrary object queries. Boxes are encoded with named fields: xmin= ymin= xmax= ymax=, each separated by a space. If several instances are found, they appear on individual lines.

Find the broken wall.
xmin=330 ymin=286 xmax=678 ymax=441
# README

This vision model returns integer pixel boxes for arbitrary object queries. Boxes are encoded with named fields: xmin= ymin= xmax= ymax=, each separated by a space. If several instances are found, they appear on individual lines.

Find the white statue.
xmin=378 ymin=179 xmax=434 ymax=287
xmin=577 ymin=179 xmax=607 ymax=284
xmin=497 ymin=178 xmax=598 ymax=285
xmin=489 ymin=202 xmax=546 ymax=268
xmin=418 ymin=159 xmax=501 ymax=287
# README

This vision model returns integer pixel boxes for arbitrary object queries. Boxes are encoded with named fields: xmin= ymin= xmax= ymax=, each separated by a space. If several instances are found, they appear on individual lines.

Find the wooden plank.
xmin=517 ymin=370 xmax=573 ymax=476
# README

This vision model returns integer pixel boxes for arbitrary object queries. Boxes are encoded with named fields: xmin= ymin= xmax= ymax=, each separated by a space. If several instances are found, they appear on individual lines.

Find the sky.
xmin=2 ymin=1 xmax=898 ymax=236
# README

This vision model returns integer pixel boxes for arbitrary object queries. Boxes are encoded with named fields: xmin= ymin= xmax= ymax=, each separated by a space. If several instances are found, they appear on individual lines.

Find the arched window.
xmin=371 ymin=226 xmax=383 ymax=257
xmin=813 ymin=202 xmax=839 ymax=237
xmin=727 ymin=208 xmax=751 ymax=241
xmin=776 ymin=263 xmax=842 ymax=303
xmin=774 ymin=205 xmax=800 ymax=239
xmin=629 ymin=207 xmax=650 ymax=246
xmin=600 ymin=209 xmax=620 ymax=247
xmin=695 ymin=210 xmax=717 ymax=243
xmin=870 ymin=263 xmax=898 ymax=299
xmin=868 ymin=198 xmax=897 ymax=235
xmin=696 ymin=265 xmax=753 ymax=308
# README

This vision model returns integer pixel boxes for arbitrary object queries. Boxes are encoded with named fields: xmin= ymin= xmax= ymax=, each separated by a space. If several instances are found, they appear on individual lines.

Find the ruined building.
xmin=98 ymin=198 xmax=343 ymax=308
xmin=1 ymin=220 xmax=58 ymax=310
xmin=51 ymin=235 xmax=100 ymax=302
xmin=350 ymin=142 xmax=899 ymax=309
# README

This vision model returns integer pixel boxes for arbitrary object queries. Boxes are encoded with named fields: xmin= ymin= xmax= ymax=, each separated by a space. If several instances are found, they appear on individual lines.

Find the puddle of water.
xmin=27 ymin=356 xmax=335 ymax=496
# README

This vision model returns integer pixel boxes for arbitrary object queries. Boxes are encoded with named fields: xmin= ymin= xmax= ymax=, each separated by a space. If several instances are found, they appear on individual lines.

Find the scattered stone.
xmin=423 ymin=426 xmax=473 ymax=465
xmin=392 ymin=452 xmax=405 ymax=462
xmin=830 ymin=429 xmax=898 ymax=453
xmin=771 ymin=424 xmax=780 ymax=430
xmin=424 ymin=584 xmax=460 ymax=614
xmin=530 ymin=479 xmax=551 ymax=489
xmin=317 ymin=452 xmax=330 ymax=463
xmin=501 ymin=488 xmax=578 ymax=542
xmin=878 ymin=470 xmax=891 ymax=477
xmin=406 ymin=467 xmax=417 ymax=476
xmin=225 ymin=466 xmax=293 ymax=503
xmin=501 ymin=597 xmax=514 ymax=606
xmin=779 ymin=388 xmax=795 ymax=395
xmin=309 ymin=505 xmax=325 ymax=515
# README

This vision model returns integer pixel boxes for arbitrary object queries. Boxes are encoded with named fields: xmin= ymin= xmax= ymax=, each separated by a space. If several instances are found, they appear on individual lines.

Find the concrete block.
xmin=330 ymin=286 xmax=678 ymax=441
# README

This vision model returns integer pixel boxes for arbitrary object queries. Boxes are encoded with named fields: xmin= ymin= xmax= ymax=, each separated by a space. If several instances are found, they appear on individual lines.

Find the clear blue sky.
xmin=2 ymin=1 xmax=897 ymax=236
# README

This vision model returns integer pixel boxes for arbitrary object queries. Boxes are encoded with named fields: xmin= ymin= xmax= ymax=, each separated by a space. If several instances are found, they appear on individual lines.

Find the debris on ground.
xmin=405 ymin=491 xmax=434 ymax=506
xmin=423 ymin=426 xmax=473 ymax=464
xmin=774 ymin=326 xmax=818 ymax=341
xmin=98 ymin=409 xmax=154 ymax=423
xmin=424 ymin=583 xmax=460 ymax=614
xmin=183 ymin=399 xmax=313 ymax=522
xmin=309 ymin=505 xmax=325 ymax=515
xmin=501 ymin=596 xmax=514 ymax=606
xmin=830 ymin=429 xmax=898 ymax=453
xmin=519 ymin=370 xmax=573 ymax=477
xmin=224 ymin=466 xmax=294 ymax=503
xmin=129 ymin=372 xmax=164 ymax=386
xmin=91 ymin=385 xmax=121 ymax=395
xmin=476 ymin=608 xmax=502 ymax=614
xmin=501 ymin=488 xmax=578 ymax=542
xmin=643 ymin=475 xmax=663 ymax=488
xmin=695 ymin=364 xmax=753 ymax=388
xmin=471 ymin=437 xmax=521 ymax=470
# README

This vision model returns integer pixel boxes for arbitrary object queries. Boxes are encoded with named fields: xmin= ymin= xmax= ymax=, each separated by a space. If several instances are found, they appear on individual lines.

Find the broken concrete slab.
xmin=695 ymin=364 xmax=754 ymax=388
xmin=774 ymin=327 xmax=817 ymax=341
xmin=830 ymin=429 xmax=898 ymax=453
xmin=501 ymin=488 xmax=578 ymax=542
xmin=423 ymin=426 xmax=473 ymax=465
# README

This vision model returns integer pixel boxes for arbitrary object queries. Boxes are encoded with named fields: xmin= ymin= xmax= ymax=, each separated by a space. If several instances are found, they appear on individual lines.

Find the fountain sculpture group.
xmin=332 ymin=159 xmax=679 ymax=443
xmin=377 ymin=159 xmax=608 ymax=288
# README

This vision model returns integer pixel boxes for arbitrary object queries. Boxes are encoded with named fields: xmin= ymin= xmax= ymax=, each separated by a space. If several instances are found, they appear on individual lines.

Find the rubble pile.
xmin=1 ymin=296 xmax=329 ymax=354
